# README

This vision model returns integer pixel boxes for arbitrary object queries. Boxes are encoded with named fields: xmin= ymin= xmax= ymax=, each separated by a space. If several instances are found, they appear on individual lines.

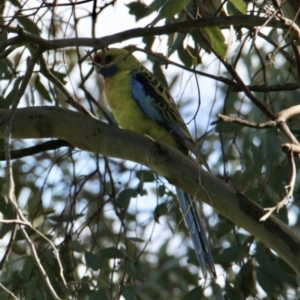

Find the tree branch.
xmin=0 ymin=140 xmax=71 ymax=160
xmin=0 ymin=16 xmax=297 ymax=51
xmin=0 ymin=106 xmax=299 ymax=274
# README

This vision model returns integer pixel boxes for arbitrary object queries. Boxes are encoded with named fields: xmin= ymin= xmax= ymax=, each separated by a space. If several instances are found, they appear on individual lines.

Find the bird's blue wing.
xmin=131 ymin=70 xmax=196 ymax=152
xmin=131 ymin=69 xmax=209 ymax=170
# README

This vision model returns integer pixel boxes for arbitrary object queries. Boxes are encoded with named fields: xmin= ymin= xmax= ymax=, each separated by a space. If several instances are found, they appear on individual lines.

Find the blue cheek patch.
xmin=100 ymin=64 xmax=118 ymax=78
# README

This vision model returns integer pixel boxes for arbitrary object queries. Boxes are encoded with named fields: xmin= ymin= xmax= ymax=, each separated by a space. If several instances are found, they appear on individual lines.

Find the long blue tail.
xmin=176 ymin=188 xmax=216 ymax=278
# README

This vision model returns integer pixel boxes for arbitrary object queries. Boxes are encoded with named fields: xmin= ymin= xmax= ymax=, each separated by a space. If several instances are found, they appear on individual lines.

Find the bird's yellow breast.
xmin=104 ymin=71 xmax=185 ymax=152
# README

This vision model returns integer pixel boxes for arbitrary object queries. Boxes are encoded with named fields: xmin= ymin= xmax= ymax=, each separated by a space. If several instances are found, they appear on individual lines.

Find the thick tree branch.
xmin=0 ymin=16 xmax=297 ymax=51
xmin=0 ymin=106 xmax=299 ymax=274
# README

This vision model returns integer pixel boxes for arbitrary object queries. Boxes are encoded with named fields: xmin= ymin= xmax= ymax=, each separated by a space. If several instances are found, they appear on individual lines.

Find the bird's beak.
xmin=93 ymin=52 xmax=103 ymax=74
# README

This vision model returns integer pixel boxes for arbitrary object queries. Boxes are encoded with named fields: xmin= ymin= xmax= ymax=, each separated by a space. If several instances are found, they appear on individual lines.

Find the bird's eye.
xmin=93 ymin=53 xmax=114 ymax=65
xmin=103 ymin=54 xmax=113 ymax=64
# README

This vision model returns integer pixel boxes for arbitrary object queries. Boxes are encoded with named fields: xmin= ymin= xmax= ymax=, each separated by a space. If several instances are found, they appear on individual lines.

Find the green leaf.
xmin=142 ymin=35 xmax=155 ymax=51
xmin=0 ymin=196 xmax=15 ymax=238
xmin=89 ymin=289 xmax=109 ymax=300
xmin=116 ymin=188 xmax=137 ymax=211
xmin=101 ymin=247 xmax=125 ymax=259
xmin=50 ymin=69 xmax=68 ymax=85
xmin=121 ymin=286 xmax=138 ymax=300
xmin=2 ymin=77 xmax=23 ymax=108
xmin=256 ymin=243 xmax=295 ymax=285
xmin=178 ymin=45 xmax=201 ymax=67
xmin=0 ymin=195 xmax=12 ymax=217
xmin=136 ymin=170 xmax=155 ymax=182
xmin=168 ymin=33 xmax=186 ymax=56
xmin=229 ymin=0 xmax=247 ymax=14
xmin=48 ymin=213 xmax=84 ymax=222
xmin=126 ymin=2 xmax=154 ymax=21
xmin=236 ymin=261 xmax=255 ymax=298
xmin=148 ymin=0 xmax=168 ymax=11
xmin=257 ymin=266 xmax=279 ymax=295
xmin=17 ymin=15 xmax=41 ymax=34
xmin=211 ymin=282 xmax=224 ymax=300
xmin=11 ymin=271 xmax=22 ymax=291
xmin=25 ymin=281 xmax=36 ymax=300
xmin=214 ymin=217 xmax=234 ymax=239
xmin=152 ymin=60 xmax=169 ymax=88
xmin=154 ymin=202 xmax=168 ymax=222
xmin=0 ymin=59 xmax=12 ymax=79
xmin=124 ymin=261 xmax=145 ymax=280
xmin=216 ymin=246 xmax=240 ymax=266
xmin=264 ymin=128 xmax=281 ymax=159
xmin=127 ymin=237 xmax=145 ymax=243
xmin=182 ymin=286 xmax=204 ymax=300
xmin=225 ymin=280 xmax=238 ymax=300
xmin=203 ymin=27 xmax=227 ymax=59
xmin=21 ymin=256 xmax=35 ymax=280
xmin=158 ymin=184 xmax=166 ymax=197
xmin=150 ymin=0 xmax=191 ymax=25
xmin=9 ymin=0 xmax=21 ymax=8
xmin=70 ymin=240 xmax=84 ymax=252
xmin=84 ymin=251 xmax=101 ymax=271
xmin=35 ymin=74 xmax=52 ymax=102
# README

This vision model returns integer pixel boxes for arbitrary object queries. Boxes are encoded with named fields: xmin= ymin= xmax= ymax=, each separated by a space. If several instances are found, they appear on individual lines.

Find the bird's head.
xmin=93 ymin=48 xmax=140 ymax=78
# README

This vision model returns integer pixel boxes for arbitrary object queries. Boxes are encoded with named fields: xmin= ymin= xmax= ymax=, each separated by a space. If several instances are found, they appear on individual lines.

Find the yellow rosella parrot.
xmin=93 ymin=48 xmax=216 ymax=278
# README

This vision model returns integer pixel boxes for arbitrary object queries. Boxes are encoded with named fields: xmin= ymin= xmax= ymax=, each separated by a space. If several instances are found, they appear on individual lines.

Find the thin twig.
xmin=0 ymin=282 xmax=19 ymax=300
xmin=0 ymin=217 xmax=67 ymax=286
xmin=0 ymin=48 xmax=41 ymax=126
xmin=215 ymin=114 xmax=277 ymax=128
xmin=277 ymin=105 xmax=300 ymax=145
xmin=0 ymin=139 xmax=72 ymax=160
xmin=0 ymin=214 xmax=17 ymax=270
xmin=38 ymin=55 xmax=97 ymax=119
xmin=4 ymin=126 xmax=62 ymax=299
xmin=260 ymin=150 xmax=296 ymax=221
xmin=20 ymin=226 xmax=62 ymax=300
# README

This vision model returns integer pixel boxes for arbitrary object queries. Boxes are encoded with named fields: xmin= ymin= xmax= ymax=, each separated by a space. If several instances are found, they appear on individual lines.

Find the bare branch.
xmin=216 ymin=114 xmax=277 ymax=128
xmin=277 ymin=105 xmax=300 ymax=145
xmin=0 ymin=283 xmax=18 ymax=300
xmin=260 ymin=150 xmax=296 ymax=221
xmin=0 ymin=139 xmax=71 ymax=160
xmin=0 ymin=16 xmax=298 ymax=51
xmin=0 ymin=106 xmax=299 ymax=274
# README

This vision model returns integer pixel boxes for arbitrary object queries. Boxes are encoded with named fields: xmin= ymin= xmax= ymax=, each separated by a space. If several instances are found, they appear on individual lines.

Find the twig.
xmin=282 ymin=143 xmax=300 ymax=155
xmin=4 ymin=126 xmax=62 ymax=299
xmin=215 ymin=114 xmax=276 ymax=128
xmin=0 ymin=282 xmax=18 ymax=300
xmin=260 ymin=149 xmax=296 ymax=221
xmin=0 ymin=217 xmax=67 ymax=287
xmin=277 ymin=105 xmax=300 ymax=145
xmin=218 ymin=105 xmax=300 ymax=221
xmin=0 ymin=215 xmax=17 ymax=270
xmin=2 ymin=49 xmax=66 ymax=297
xmin=0 ymin=48 xmax=41 ymax=126
xmin=0 ymin=139 xmax=71 ymax=160
xmin=20 ymin=226 xmax=62 ymax=300
xmin=38 ymin=55 xmax=97 ymax=119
